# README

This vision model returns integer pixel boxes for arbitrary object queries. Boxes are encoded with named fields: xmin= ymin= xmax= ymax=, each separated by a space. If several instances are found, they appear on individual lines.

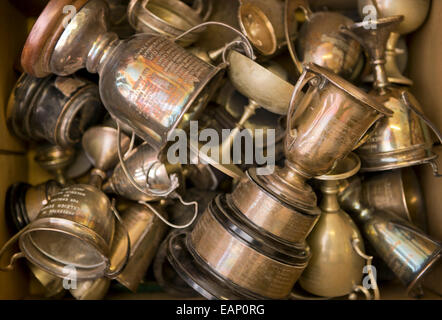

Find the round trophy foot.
xmin=5 ymin=182 xmax=31 ymax=231
xmin=21 ymin=0 xmax=89 ymax=77
xmin=166 ymin=230 xmax=259 ymax=300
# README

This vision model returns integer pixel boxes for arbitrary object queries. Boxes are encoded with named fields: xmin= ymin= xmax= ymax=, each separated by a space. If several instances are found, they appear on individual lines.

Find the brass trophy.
xmin=363 ymin=168 xmax=427 ymax=231
xmin=21 ymin=0 xmax=226 ymax=154
xmin=349 ymin=16 xmax=442 ymax=175
xmin=338 ymin=176 xmax=441 ymax=297
xmin=0 ymin=125 xmax=131 ymax=282
xmin=162 ymin=62 xmax=391 ymax=300
xmin=357 ymin=0 xmax=431 ymax=85
xmin=298 ymin=153 xmax=376 ymax=299
xmin=238 ymin=0 xmax=297 ymax=57
xmin=7 ymin=73 xmax=103 ymax=148
xmin=284 ymin=0 xmax=363 ymax=80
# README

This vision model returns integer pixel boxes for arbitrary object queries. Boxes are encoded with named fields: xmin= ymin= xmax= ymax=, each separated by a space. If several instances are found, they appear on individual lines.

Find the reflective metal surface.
xmin=22 ymin=0 xmax=225 ymax=153
xmin=363 ymin=168 xmax=427 ymax=231
xmin=227 ymin=50 xmax=295 ymax=115
xmin=19 ymin=184 xmax=115 ymax=280
xmin=285 ymin=0 xmax=363 ymax=80
xmin=103 ymin=142 xmax=183 ymax=201
xmin=338 ymin=176 xmax=441 ymax=296
xmin=351 ymin=17 xmax=437 ymax=172
xmin=111 ymin=202 xmax=168 ymax=291
xmin=238 ymin=0 xmax=296 ymax=56
xmin=357 ymin=0 xmax=431 ymax=35
xmin=300 ymin=153 xmax=365 ymax=298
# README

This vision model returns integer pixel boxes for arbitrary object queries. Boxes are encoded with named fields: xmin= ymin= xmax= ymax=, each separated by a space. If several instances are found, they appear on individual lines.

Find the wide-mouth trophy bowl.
xmin=227 ymin=50 xmax=295 ymax=115
xmin=238 ymin=0 xmax=296 ymax=56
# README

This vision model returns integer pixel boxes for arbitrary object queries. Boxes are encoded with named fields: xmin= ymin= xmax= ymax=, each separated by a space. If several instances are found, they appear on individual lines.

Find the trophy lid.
xmin=316 ymin=153 xmax=361 ymax=181
xmin=350 ymin=16 xmax=404 ymax=62
xmin=82 ymin=126 xmax=130 ymax=172
xmin=21 ymin=0 xmax=89 ymax=77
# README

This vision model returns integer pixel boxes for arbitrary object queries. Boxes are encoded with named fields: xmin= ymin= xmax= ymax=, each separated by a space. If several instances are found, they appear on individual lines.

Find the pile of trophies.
xmin=0 ymin=0 xmax=441 ymax=300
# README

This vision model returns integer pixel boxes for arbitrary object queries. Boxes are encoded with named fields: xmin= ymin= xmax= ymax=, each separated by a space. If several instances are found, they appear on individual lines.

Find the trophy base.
xmin=166 ymin=194 xmax=310 ymax=300
xmin=5 ymin=182 xmax=31 ymax=231
xmin=166 ymin=230 xmax=259 ymax=300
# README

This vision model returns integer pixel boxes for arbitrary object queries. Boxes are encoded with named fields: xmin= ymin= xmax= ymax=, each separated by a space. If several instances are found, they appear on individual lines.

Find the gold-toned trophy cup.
xmin=238 ymin=0 xmax=296 ymax=56
xmin=358 ymin=0 xmax=431 ymax=85
xmin=284 ymin=0 xmax=363 ymax=80
xmin=338 ymin=176 xmax=441 ymax=297
xmin=299 ymin=153 xmax=366 ymax=298
xmin=363 ymin=168 xmax=427 ymax=231
xmin=350 ymin=16 xmax=440 ymax=173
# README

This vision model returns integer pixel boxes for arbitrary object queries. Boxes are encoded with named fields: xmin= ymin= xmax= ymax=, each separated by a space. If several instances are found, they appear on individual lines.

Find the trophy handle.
xmin=105 ymin=204 xmax=131 ymax=279
xmin=116 ymin=123 xmax=180 ymax=198
xmin=285 ymin=68 xmax=320 ymax=154
xmin=352 ymin=120 xmax=381 ymax=151
xmin=351 ymin=237 xmax=380 ymax=300
xmin=401 ymin=91 xmax=442 ymax=177
xmin=0 ymin=227 xmax=27 ymax=272
xmin=139 ymin=192 xmax=199 ymax=229
xmin=284 ymin=0 xmax=313 ymax=75
xmin=173 ymin=21 xmax=256 ymax=63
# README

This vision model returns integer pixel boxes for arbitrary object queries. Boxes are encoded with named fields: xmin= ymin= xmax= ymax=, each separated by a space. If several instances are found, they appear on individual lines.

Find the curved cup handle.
xmin=105 ymin=205 xmax=131 ymax=279
xmin=284 ymin=0 xmax=313 ymax=75
xmin=351 ymin=238 xmax=380 ymax=300
xmin=173 ymin=21 xmax=256 ymax=64
xmin=352 ymin=120 xmax=381 ymax=151
xmin=0 ymin=227 xmax=27 ymax=272
xmin=116 ymin=123 xmax=180 ymax=199
xmin=139 ymin=192 xmax=198 ymax=229
xmin=285 ymin=68 xmax=320 ymax=155
xmin=401 ymin=91 xmax=442 ymax=177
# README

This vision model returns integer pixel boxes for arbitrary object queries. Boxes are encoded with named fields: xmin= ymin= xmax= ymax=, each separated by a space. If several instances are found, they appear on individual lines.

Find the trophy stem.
xmin=350 ymin=16 xmax=404 ymax=92
xmin=373 ymin=63 xmax=389 ymax=91
xmin=319 ymin=180 xmax=341 ymax=213
xmin=89 ymin=169 xmax=106 ymax=189
xmin=86 ymin=32 xmax=120 ymax=74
